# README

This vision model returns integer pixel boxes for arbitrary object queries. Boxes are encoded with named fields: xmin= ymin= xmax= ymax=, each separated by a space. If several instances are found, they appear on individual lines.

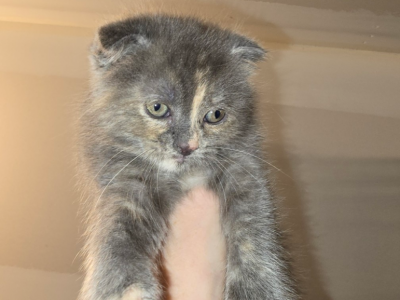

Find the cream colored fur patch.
xmin=121 ymin=286 xmax=145 ymax=300
xmin=190 ymin=73 xmax=207 ymax=130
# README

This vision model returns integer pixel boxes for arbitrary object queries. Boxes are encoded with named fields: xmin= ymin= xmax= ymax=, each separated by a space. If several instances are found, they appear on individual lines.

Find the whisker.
xmin=204 ymin=159 xmax=228 ymax=212
xmin=145 ymin=157 xmax=158 ymax=196
xmin=129 ymin=150 xmax=155 ymax=202
xmin=93 ymin=149 xmax=126 ymax=181
xmin=215 ymin=152 xmax=264 ymax=187
xmin=93 ymin=149 xmax=153 ymax=211
xmin=208 ymin=155 xmax=241 ymax=199
xmin=80 ymin=149 xmax=127 ymax=220
xmin=156 ymin=163 xmax=160 ymax=201
xmin=137 ymin=153 xmax=161 ymax=228
xmin=211 ymin=147 xmax=294 ymax=181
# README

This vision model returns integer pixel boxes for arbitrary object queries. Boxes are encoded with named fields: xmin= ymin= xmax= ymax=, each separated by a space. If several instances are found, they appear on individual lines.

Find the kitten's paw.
xmin=106 ymin=286 xmax=149 ymax=300
xmin=121 ymin=286 xmax=146 ymax=300
xmin=120 ymin=286 xmax=155 ymax=300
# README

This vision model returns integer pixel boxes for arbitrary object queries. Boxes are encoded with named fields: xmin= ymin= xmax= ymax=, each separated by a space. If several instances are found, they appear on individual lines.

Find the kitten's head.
xmin=87 ymin=15 xmax=265 ymax=173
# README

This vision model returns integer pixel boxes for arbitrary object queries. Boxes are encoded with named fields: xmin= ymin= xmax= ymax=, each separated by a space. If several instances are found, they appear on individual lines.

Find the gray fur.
xmin=79 ymin=14 xmax=298 ymax=300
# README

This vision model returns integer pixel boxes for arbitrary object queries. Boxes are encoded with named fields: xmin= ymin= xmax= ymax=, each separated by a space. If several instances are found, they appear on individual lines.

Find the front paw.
xmin=121 ymin=286 xmax=147 ymax=300
xmin=108 ymin=286 xmax=154 ymax=300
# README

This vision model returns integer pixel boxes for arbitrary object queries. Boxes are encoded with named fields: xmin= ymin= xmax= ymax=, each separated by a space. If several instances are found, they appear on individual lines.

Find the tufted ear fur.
xmin=231 ymin=35 xmax=266 ymax=64
xmin=90 ymin=20 xmax=150 ymax=69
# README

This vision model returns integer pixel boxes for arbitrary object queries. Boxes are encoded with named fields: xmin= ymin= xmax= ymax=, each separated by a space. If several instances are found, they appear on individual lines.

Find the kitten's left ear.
xmin=90 ymin=20 xmax=150 ymax=69
xmin=231 ymin=35 xmax=266 ymax=64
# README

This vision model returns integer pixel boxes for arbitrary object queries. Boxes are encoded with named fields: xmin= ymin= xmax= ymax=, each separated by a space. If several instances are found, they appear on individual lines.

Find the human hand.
xmin=162 ymin=187 xmax=226 ymax=300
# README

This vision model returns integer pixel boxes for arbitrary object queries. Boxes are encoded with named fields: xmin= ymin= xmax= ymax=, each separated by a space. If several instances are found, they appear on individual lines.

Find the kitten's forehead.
xmin=140 ymin=78 xmax=176 ymax=103
xmin=138 ymin=66 xmax=212 ymax=103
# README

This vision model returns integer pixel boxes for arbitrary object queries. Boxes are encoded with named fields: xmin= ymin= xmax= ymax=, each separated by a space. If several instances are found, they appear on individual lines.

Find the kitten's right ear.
xmin=90 ymin=21 xmax=150 ymax=69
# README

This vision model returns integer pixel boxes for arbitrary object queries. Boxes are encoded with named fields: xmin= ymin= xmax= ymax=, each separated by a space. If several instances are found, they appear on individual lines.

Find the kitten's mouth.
xmin=173 ymin=154 xmax=185 ymax=164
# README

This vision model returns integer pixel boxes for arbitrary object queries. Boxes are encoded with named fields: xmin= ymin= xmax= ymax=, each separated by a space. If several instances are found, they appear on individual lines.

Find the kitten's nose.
xmin=177 ymin=143 xmax=196 ymax=157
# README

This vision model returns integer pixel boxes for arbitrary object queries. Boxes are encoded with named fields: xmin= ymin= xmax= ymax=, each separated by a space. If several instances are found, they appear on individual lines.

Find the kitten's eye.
xmin=146 ymin=103 xmax=170 ymax=118
xmin=204 ymin=109 xmax=226 ymax=124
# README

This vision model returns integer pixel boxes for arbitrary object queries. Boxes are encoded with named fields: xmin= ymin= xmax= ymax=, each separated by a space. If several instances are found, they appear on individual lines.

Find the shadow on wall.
xmin=254 ymin=30 xmax=334 ymax=300
xmin=257 ymin=58 xmax=333 ymax=300
xmin=116 ymin=0 xmax=291 ymax=45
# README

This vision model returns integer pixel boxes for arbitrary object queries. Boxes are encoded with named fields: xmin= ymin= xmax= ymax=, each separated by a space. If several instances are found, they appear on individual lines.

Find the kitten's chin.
xmin=159 ymin=158 xmax=181 ymax=173
xmin=158 ymin=154 xmax=194 ymax=173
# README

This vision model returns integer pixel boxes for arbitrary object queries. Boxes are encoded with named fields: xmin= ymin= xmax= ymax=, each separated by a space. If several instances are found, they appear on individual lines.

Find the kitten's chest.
xmin=175 ymin=169 xmax=221 ymax=219
xmin=179 ymin=169 xmax=211 ymax=192
xmin=157 ymin=169 xmax=221 ymax=215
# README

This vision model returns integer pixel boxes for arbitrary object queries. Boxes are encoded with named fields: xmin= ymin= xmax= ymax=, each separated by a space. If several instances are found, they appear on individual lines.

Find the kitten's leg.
xmin=80 ymin=191 xmax=166 ymax=300
xmin=220 ymin=169 xmax=297 ymax=300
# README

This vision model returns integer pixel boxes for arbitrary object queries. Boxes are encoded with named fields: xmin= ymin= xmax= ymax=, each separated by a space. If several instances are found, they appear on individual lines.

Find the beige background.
xmin=0 ymin=1 xmax=399 ymax=299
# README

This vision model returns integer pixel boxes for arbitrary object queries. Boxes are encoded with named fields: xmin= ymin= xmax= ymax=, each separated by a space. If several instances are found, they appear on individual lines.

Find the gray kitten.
xmin=79 ymin=14 xmax=298 ymax=300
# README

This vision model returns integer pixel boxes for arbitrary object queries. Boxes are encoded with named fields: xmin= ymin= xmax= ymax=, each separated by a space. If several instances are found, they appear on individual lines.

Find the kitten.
xmin=79 ymin=14 xmax=298 ymax=300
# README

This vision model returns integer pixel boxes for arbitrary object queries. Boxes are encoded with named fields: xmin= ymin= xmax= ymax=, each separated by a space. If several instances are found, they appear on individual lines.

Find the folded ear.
xmin=90 ymin=20 xmax=150 ymax=69
xmin=231 ymin=35 xmax=266 ymax=64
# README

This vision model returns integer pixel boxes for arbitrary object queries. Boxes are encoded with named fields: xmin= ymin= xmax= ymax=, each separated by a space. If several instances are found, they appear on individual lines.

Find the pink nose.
xmin=178 ymin=143 xmax=197 ymax=156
